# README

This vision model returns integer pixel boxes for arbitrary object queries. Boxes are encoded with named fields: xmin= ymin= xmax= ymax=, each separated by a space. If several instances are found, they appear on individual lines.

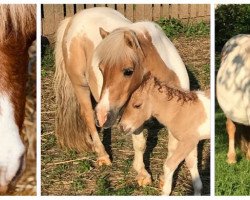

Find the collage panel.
xmin=215 ymin=4 xmax=250 ymax=196
xmin=0 ymin=4 xmax=36 ymax=195
xmin=41 ymin=4 xmax=210 ymax=196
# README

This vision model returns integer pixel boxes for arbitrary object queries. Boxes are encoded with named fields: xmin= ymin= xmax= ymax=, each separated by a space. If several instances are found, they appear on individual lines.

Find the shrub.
xmin=215 ymin=5 xmax=250 ymax=52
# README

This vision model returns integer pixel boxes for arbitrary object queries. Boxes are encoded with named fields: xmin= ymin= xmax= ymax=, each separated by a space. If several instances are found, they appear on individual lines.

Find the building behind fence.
xmin=42 ymin=4 xmax=210 ymax=42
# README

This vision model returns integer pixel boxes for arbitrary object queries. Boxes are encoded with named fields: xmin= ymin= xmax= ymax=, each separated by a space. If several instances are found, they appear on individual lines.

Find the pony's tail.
xmin=54 ymin=18 xmax=93 ymax=152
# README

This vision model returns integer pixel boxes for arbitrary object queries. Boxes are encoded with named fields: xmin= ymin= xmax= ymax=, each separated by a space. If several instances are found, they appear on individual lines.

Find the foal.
xmin=120 ymin=75 xmax=210 ymax=195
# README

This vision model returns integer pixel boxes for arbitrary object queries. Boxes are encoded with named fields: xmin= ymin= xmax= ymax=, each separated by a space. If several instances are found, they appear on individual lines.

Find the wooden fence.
xmin=42 ymin=4 xmax=210 ymax=42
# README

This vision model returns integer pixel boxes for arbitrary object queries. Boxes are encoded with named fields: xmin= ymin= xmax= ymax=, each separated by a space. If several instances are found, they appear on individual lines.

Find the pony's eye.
xmin=133 ymin=103 xmax=142 ymax=109
xmin=123 ymin=68 xmax=134 ymax=76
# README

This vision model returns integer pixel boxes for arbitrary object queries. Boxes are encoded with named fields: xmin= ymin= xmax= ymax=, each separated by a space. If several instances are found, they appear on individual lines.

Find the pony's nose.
xmin=94 ymin=111 xmax=107 ymax=128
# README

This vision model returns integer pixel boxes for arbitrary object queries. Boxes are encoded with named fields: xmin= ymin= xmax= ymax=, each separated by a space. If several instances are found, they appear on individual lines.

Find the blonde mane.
xmin=95 ymin=28 xmax=141 ymax=67
xmin=0 ymin=4 xmax=36 ymax=42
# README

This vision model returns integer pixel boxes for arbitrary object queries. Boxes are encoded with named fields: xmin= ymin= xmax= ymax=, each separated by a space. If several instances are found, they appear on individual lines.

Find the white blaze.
xmin=0 ymin=94 xmax=25 ymax=187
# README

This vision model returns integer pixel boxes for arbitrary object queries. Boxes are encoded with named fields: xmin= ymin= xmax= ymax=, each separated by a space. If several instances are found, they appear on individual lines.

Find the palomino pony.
xmin=54 ymin=7 xmax=190 ymax=185
xmin=120 ymin=74 xmax=210 ymax=195
xmin=217 ymin=34 xmax=250 ymax=163
xmin=0 ymin=5 xmax=36 ymax=194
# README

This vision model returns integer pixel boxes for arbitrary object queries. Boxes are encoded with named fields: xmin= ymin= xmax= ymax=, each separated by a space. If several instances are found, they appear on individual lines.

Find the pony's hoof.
xmin=97 ymin=156 xmax=111 ymax=166
xmin=227 ymin=153 xmax=236 ymax=164
xmin=136 ymin=173 xmax=152 ymax=187
xmin=0 ymin=185 xmax=8 ymax=194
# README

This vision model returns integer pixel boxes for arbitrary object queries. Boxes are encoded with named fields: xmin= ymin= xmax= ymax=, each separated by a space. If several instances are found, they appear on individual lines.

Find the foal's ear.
xmin=124 ymin=31 xmax=138 ymax=49
xmin=99 ymin=27 xmax=109 ymax=39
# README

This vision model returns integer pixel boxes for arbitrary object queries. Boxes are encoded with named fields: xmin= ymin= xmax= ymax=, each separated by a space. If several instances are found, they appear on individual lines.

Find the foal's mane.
xmin=95 ymin=28 xmax=141 ymax=67
xmin=0 ymin=5 xmax=36 ymax=42
xmin=141 ymin=75 xmax=198 ymax=103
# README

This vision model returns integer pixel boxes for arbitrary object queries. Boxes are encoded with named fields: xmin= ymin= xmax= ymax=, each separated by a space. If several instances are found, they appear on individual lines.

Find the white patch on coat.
xmin=162 ymin=166 xmax=174 ymax=196
xmin=0 ymin=94 xmax=25 ymax=187
xmin=65 ymin=7 xmax=131 ymax=59
xmin=196 ymin=92 xmax=210 ymax=140
xmin=97 ymin=89 xmax=110 ymax=113
xmin=217 ymin=34 xmax=250 ymax=125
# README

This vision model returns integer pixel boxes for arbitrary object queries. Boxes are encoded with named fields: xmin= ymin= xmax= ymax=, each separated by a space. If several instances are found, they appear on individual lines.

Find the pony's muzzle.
xmin=95 ymin=109 xmax=118 ymax=129
xmin=119 ymin=122 xmax=132 ymax=134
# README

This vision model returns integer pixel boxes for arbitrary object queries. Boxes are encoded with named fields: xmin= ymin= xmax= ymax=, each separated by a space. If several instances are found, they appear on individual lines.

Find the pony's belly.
xmin=217 ymin=34 xmax=250 ymax=125
xmin=217 ymin=81 xmax=249 ymax=125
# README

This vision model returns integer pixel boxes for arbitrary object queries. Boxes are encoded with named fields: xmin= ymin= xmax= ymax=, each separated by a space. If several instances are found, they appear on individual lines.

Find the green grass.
xmin=215 ymin=107 xmax=250 ymax=195
xmin=42 ymin=45 xmax=55 ymax=77
xmin=157 ymin=18 xmax=209 ymax=39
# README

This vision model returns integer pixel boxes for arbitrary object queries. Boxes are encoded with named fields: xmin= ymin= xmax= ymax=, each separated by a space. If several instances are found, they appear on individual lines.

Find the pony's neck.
xmin=139 ymin=35 xmax=180 ymax=87
xmin=150 ymin=83 xmax=196 ymax=127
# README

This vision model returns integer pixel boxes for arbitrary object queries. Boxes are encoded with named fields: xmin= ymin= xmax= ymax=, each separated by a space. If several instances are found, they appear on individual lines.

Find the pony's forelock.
xmin=95 ymin=28 xmax=140 ymax=68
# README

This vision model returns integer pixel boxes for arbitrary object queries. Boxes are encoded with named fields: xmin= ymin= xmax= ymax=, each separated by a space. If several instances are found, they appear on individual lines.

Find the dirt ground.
xmin=41 ymin=35 xmax=210 ymax=196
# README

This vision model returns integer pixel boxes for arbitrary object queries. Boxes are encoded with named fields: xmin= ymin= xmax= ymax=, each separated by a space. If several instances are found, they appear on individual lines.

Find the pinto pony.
xmin=0 ymin=5 xmax=36 ymax=194
xmin=120 ymin=75 xmax=210 ymax=195
xmin=217 ymin=34 xmax=250 ymax=163
xmin=54 ymin=7 xmax=189 ymax=185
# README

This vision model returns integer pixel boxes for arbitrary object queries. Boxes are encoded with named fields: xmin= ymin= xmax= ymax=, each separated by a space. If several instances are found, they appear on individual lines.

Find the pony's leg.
xmin=132 ymin=133 xmax=152 ymax=186
xmin=167 ymin=131 xmax=179 ymax=159
xmin=159 ymin=131 xmax=178 ymax=189
xmin=162 ymin=139 xmax=198 ymax=195
xmin=0 ymin=94 xmax=25 ymax=193
xmin=74 ymin=84 xmax=111 ymax=166
xmin=185 ymin=146 xmax=202 ymax=195
xmin=65 ymin=59 xmax=110 ymax=165
xmin=226 ymin=118 xmax=236 ymax=164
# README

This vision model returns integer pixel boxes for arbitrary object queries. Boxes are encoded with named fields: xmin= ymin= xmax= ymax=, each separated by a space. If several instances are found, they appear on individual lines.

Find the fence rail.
xmin=42 ymin=4 xmax=210 ymax=41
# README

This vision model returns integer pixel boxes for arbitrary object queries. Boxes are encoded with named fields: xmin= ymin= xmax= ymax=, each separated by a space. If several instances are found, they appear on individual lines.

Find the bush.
xmin=215 ymin=5 xmax=250 ymax=52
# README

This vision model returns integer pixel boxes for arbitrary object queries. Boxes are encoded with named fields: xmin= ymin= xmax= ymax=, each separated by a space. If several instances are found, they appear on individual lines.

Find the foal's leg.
xmin=226 ymin=118 xmax=236 ymax=164
xmin=185 ymin=146 xmax=202 ymax=195
xmin=132 ymin=133 xmax=152 ymax=186
xmin=159 ymin=131 xmax=179 ymax=188
xmin=162 ymin=139 xmax=198 ymax=195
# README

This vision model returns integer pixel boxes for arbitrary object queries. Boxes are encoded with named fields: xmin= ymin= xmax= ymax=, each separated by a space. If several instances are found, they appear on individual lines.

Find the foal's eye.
xmin=123 ymin=68 xmax=134 ymax=76
xmin=133 ymin=103 xmax=142 ymax=109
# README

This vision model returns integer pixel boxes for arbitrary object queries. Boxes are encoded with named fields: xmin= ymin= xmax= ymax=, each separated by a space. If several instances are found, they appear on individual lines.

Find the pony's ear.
xmin=99 ymin=27 xmax=109 ymax=39
xmin=124 ymin=31 xmax=138 ymax=49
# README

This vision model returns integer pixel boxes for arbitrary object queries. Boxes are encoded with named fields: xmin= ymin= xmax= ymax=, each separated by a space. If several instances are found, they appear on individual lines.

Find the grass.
xmin=41 ymin=20 xmax=210 ymax=195
xmin=215 ymin=107 xmax=250 ymax=195
xmin=215 ymin=53 xmax=250 ymax=195
xmin=157 ymin=18 xmax=209 ymax=39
